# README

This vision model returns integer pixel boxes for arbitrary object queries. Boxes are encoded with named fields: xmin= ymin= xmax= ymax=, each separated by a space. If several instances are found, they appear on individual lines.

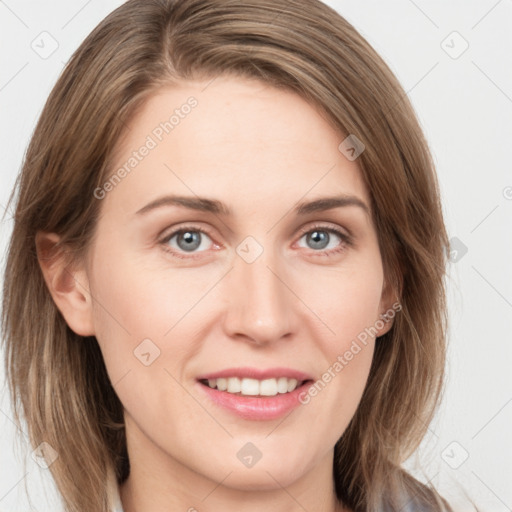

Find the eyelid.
xmin=159 ymin=224 xmax=216 ymax=244
xmin=295 ymin=221 xmax=351 ymax=240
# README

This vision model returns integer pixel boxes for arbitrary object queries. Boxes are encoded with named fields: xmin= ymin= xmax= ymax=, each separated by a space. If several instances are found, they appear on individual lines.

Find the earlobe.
xmin=35 ymin=231 xmax=95 ymax=337
xmin=376 ymin=311 xmax=394 ymax=337
xmin=376 ymin=277 xmax=400 ymax=338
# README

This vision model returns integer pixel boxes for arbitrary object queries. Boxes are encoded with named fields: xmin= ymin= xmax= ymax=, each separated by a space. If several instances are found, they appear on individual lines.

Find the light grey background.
xmin=1 ymin=1 xmax=511 ymax=510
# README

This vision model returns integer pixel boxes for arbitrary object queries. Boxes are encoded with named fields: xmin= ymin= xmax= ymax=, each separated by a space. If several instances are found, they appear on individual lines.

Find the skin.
xmin=37 ymin=75 xmax=395 ymax=512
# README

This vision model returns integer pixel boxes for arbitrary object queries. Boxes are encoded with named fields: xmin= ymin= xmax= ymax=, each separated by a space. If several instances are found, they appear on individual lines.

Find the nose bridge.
xmin=224 ymin=241 xmax=293 ymax=344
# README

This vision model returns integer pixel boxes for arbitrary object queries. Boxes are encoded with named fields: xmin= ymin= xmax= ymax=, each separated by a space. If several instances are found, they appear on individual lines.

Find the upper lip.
xmin=196 ymin=367 xmax=314 ymax=382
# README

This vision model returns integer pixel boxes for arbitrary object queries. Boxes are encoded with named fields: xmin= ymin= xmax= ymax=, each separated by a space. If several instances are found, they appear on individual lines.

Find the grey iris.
xmin=177 ymin=231 xmax=202 ymax=252
xmin=307 ymin=230 xmax=329 ymax=250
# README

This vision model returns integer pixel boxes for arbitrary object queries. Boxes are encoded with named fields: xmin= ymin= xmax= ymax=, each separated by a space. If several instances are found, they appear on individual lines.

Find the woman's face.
xmin=78 ymin=76 xmax=394 ymax=492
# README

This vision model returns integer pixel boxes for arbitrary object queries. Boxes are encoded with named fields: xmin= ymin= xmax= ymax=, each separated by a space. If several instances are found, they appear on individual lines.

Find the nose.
xmin=222 ymin=247 xmax=296 ymax=346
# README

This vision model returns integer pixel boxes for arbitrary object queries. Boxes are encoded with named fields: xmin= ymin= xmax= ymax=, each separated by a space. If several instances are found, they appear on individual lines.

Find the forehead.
xmin=102 ymin=75 xmax=370 ymax=218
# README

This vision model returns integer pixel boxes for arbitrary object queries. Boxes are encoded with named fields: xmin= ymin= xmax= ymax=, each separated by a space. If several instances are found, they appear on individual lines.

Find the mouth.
xmin=196 ymin=368 xmax=315 ymax=420
xmin=198 ymin=376 xmax=311 ymax=397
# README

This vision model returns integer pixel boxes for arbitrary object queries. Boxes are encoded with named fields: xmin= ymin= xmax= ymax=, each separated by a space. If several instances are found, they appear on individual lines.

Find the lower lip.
xmin=197 ymin=381 xmax=311 ymax=421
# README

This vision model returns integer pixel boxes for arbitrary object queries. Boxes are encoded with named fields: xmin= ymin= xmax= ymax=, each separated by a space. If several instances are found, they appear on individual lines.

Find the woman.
xmin=2 ymin=1 xmax=457 ymax=511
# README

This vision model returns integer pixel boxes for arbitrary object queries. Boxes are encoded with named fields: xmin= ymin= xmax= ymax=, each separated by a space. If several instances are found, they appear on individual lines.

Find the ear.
xmin=35 ymin=231 xmax=95 ymax=337
xmin=375 ymin=276 xmax=400 ymax=338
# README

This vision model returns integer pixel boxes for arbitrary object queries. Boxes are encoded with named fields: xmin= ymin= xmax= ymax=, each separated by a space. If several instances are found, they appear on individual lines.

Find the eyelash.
xmin=159 ymin=223 xmax=353 ymax=260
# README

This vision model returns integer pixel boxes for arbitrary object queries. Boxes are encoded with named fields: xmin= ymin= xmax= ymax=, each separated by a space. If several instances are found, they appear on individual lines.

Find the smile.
xmin=201 ymin=377 xmax=303 ymax=396
xmin=196 ymin=367 xmax=314 ymax=420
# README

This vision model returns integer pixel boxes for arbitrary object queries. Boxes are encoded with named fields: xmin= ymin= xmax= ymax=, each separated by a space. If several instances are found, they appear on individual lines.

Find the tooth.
xmin=277 ymin=377 xmax=288 ymax=394
xmin=287 ymin=378 xmax=298 ymax=392
xmin=260 ymin=378 xmax=278 ymax=396
xmin=205 ymin=376 xmax=303 ymax=395
xmin=227 ymin=377 xmax=241 ymax=393
xmin=217 ymin=378 xmax=228 ymax=391
xmin=241 ymin=378 xmax=260 ymax=395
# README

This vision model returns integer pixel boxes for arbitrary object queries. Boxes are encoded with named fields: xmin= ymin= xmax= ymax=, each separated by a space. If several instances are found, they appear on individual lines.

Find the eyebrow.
xmin=134 ymin=194 xmax=370 ymax=217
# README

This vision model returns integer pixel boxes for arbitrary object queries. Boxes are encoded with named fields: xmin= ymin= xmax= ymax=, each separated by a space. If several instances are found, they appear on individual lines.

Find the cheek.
xmin=87 ymin=250 xmax=208 ymax=428
xmin=300 ymin=259 xmax=384 ymax=348
xmin=295 ymin=259 xmax=383 ymax=406
xmin=88 ymin=235 xmax=172 ymax=335
xmin=87 ymin=240 xmax=220 ymax=374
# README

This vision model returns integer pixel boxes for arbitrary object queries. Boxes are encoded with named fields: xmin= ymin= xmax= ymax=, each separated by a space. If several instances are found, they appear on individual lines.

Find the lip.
xmin=196 ymin=366 xmax=314 ymax=381
xmin=196 ymin=367 xmax=314 ymax=421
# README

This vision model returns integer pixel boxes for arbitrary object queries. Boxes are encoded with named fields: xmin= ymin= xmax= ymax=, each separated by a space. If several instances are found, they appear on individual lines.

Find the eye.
xmin=159 ymin=223 xmax=353 ymax=260
xmin=296 ymin=224 xmax=352 ymax=257
xmin=160 ymin=225 xmax=216 ymax=259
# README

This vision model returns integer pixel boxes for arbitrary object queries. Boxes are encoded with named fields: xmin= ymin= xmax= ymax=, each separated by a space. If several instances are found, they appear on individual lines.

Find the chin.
xmin=218 ymin=467 xmax=303 ymax=492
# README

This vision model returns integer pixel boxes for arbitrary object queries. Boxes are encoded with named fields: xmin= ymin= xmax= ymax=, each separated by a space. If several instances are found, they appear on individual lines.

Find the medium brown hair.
xmin=2 ymin=1 xmax=454 ymax=511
